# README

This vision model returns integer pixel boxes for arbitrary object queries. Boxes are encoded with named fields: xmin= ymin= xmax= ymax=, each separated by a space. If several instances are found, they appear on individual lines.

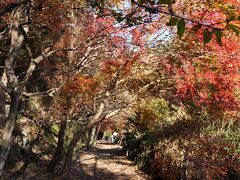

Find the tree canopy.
xmin=0 ymin=0 xmax=239 ymax=179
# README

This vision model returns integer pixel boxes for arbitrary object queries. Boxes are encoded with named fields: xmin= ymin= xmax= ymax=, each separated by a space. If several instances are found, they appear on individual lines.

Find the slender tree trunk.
xmin=118 ymin=137 xmax=123 ymax=145
xmin=0 ymin=92 xmax=20 ymax=172
xmin=0 ymin=6 xmax=26 ymax=173
xmin=93 ymin=124 xmax=100 ymax=145
xmin=62 ymin=130 xmax=82 ymax=178
xmin=0 ymin=88 xmax=6 ymax=137
xmin=62 ymin=103 xmax=105 ymax=178
xmin=102 ymin=131 xmax=106 ymax=141
xmin=85 ymin=130 xmax=91 ymax=149
xmin=61 ymin=104 xmax=121 ymax=179
xmin=89 ymin=126 xmax=96 ymax=145
xmin=47 ymin=119 xmax=67 ymax=173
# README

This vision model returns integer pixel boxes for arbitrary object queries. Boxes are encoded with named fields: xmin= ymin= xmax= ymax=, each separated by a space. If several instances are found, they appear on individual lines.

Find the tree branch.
xmin=0 ymin=0 xmax=29 ymax=17
xmin=0 ymin=80 xmax=11 ymax=94
xmin=131 ymin=0 xmax=223 ymax=30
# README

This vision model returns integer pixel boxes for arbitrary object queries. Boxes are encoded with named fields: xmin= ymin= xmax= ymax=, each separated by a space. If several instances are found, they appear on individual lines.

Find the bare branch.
xmin=0 ymin=80 xmax=10 ymax=94
xmin=0 ymin=0 xmax=29 ymax=17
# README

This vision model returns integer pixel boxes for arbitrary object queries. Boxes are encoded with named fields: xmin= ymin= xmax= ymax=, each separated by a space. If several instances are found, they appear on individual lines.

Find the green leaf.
xmin=113 ymin=12 xmax=124 ymax=23
xmin=226 ymin=15 xmax=235 ymax=22
xmin=136 ymin=16 xmax=142 ymax=21
xmin=228 ymin=24 xmax=239 ymax=36
xmin=126 ymin=18 xmax=135 ymax=26
xmin=214 ymin=29 xmax=223 ymax=46
xmin=116 ymin=16 xmax=124 ymax=23
xmin=177 ymin=19 xmax=186 ymax=38
xmin=158 ymin=0 xmax=172 ymax=5
xmin=203 ymin=29 xmax=212 ymax=45
xmin=191 ymin=24 xmax=202 ymax=32
xmin=139 ymin=0 xmax=145 ymax=4
xmin=166 ymin=17 xmax=178 ymax=26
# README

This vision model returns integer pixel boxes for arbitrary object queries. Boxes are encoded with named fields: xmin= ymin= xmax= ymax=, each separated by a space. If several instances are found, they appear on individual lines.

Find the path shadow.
xmin=3 ymin=143 xmax=145 ymax=180
xmin=90 ymin=145 xmax=125 ymax=157
xmin=71 ymin=159 xmax=138 ymax=180
xmin=69 ymin=143 xmax=143 ymax=180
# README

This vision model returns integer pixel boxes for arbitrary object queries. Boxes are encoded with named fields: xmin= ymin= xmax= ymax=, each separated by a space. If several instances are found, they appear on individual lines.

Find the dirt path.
xmin=70 ymin=142 xmax=147 ymax=180
xmin=3 ymin=142 xmax=147 ymax=180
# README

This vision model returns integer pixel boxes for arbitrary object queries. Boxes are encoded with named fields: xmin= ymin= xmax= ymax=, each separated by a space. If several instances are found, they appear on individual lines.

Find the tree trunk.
xmin=118 ymin=137 xmax=123 ymax=146
xmin=0 ymin=5 xmax=26 ymax=173
xmin=102 ymin=131 xmax=106 ymax=141
xmin=89 ymin=126 xmax=96 ymax=145
xmin=0 ymin=92 xmax=20 ymax=172
xmin=47 ymin=119 xmax=67 ymax=173
xmin=93 ymin=124 xmax=101 ymax=145
xmin=61 ymin=104 xmax=121 ymax=179
xmin=0 ymin=88 xmax=6 ymax=137
xmin=62 ymin=103 xmax=105 ymax=178
xmin=62 ymin=130 xmax=81 ymax=178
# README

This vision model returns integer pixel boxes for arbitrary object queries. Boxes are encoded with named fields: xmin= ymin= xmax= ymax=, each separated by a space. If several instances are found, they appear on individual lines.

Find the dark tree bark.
xmin=0 ymin=88 xmax=6 ymax=136
xmin=0 ymin=6 xmax=24 ymax=172
xmin=0 ymin=92 xmax=20 ymax=172
xmin=61 ymin=103 xmax=105 ymax=178
xmin=86 ymin=126 xmax=96 ymax=149
xmin=93 ymin=124 xmax=101 ymax=145
xmin=61 ymin=105 xmax=121 ymax=179
xmin=47 ymin=119 xmax=67 ymax=173
xmin=0 ymin=0 xmax=29 ymax=17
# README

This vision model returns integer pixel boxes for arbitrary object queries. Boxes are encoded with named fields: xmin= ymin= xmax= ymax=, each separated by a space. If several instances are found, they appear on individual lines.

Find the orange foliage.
xmin=62 ymin=75 xmax=96 ymax=96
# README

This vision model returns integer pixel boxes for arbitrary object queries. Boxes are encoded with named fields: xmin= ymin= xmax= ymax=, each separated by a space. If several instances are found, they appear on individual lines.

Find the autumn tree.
xmin=0 ymin=0 xmax=239 ymax=177
xmin=0 ymin=0 xmax=70 ymax=172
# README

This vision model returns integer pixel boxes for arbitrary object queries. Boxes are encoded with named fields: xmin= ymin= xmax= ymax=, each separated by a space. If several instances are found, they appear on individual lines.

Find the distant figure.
xmin=111 ymin=132 xmax=118 ymax=143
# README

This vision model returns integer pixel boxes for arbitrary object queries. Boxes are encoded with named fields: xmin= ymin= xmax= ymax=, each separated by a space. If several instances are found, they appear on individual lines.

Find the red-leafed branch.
xmin=131 ymin=0 xmax=224 ymax=30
